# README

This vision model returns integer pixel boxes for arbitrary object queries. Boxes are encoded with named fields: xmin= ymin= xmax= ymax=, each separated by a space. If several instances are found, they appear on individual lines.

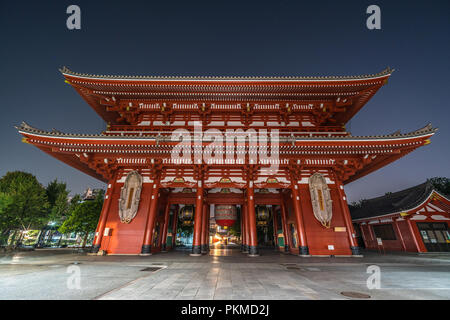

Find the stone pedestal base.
xmin=141 ymin=244 xmax=152 ymax=255
xmin=299 ymin=246 xmax=309 ymax=256
xmin=248 ymin=245 xmax=259 ymax=257
xmin=351 ymin=246 xmax=361 ymax=256
xmin=190 ymin=245 xmax=202 ymax=256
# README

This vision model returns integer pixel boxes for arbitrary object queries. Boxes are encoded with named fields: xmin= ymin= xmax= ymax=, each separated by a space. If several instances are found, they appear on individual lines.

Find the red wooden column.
xmin=201 ymin=202 xmax=209 ymax=253
xmin=245 ymin=202 xmax=251 ymax=253
xmin=368 ymin=223 xmax=376 ymax=248
xmin=358 ymin=223 xmax=369 ymax=249
xmin=247 ymin=182 xmax=259 ymax=256
xmin=206 ymin=205 xmax=211 ymax=251
xmin=92 ymin=173 xmax=118 ymax=253
xmin=141 ymin=180 xmax=160 ymax=255
xmin=191 ymin=181 xmax=204 ymax=256
xmin=393 ymin=218 xmax=406 ymax=251
xmin=290 ymin=178 xmax=310 ymax=256
xmin=160 ymin=202 xmax=171 ymax=252
xmin=335 ymin=181 xmax=361 ymax=256
xmin=280 ymin=200 xmax=290 ymax=253
xmin=240 ymin=204 xmax=247 ymax=252
xmin=405 ymin=217 xmax=422 ymax=252
xmin=272 ymin=208 xmax=279 ymax=249
xmin=242 ymin=202 xmax=249 ymax=253
xmin=171 ymin=205 xmax=179 ymax=249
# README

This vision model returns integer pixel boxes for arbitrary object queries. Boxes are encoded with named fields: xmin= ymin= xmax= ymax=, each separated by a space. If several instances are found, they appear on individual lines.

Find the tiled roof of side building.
xmin=350 ymin=181 xmax=446 ymax=220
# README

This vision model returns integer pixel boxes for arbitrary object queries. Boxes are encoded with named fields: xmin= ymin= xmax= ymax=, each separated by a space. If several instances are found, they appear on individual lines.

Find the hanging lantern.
xmin=215 ymin=205 xmax=237 ymax=227
xmin=256 ymin=206 xmax=270 ymax=226
xmin=179 ymin=205 xmax=194 ymax=226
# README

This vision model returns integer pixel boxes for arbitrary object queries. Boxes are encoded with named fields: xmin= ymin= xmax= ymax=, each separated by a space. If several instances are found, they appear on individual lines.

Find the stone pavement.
xmin=0 ymin=247 xmax=449 ymax=300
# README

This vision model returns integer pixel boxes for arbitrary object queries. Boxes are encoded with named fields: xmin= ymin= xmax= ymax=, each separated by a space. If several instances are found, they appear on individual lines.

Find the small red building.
xmin=351 ymin=182 xmax=450 ymax=253
xmin=17 ymin=67 xmax=437 ymax=257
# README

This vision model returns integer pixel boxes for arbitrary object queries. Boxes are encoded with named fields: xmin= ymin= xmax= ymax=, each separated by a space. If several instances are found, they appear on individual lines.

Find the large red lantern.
xmin=215 ymin=205 xmax=237 ymax=227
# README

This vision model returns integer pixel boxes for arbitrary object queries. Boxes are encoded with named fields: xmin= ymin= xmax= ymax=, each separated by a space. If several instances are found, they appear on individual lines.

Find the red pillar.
xmin=280 ymin=200 xmax=290 ymax=252
xmin=290 ymin=180 xmax=309 ymax=256
xmin=92 ymin=173 xmax=117 ymax=253
xmin=247 ymin=182 xmax=259 ymax=256
xmin=368 ymin=223 xmax=376 ymax=248
xmin=336 ymin=181 xmax=361 ymax=256
xmin=242 ymin=202 xmax=249 ymax=253
xmin=171 ymin=205 xmax=179 ymax=249
xmin=141 ymin=181 xmax=160 ymax=255
xmin=273 ymin=208 xmax=279 ymax=249
xmin=191 ymin=182 xmax=204 ymax=256
xmin=358 ymin=223 xmax=367 ymax=245
xmin=240 ymin=204 xmax=246 ymax=252
xmin=160 ymin=202 xmax=171 ymax=252
xmin=393 ymin=218 xmax=406 ymax=251
xmin=406 ymin=217 xmax=422 ymax=252
xmin=201 ymin=202 xmax=209 ymax=253
xmin=206 ymin=205 xmax=210 ymax=250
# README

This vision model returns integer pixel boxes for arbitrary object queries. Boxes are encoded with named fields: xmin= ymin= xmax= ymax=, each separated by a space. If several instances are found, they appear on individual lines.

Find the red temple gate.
xmin=17 ymin=67 xmax=436 ymax=257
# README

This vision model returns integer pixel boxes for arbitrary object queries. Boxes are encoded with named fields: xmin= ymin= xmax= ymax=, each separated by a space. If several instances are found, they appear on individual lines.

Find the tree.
xmin=227 ymin=210 xmax=241 ymax=237
xmin=46 ymin=179 xmax=70 ymax=223
xmin=0 ymin=171 xmax=49 ymax=247
xmin=0 ymin=192 xmax=13 ymax=245
xmin=428 ymin=177 xmax=450 ymax=196
xmin=58 ymin=190 xmax=104 ymax=247
xmin=36 ymin=179 xmax=70 ymax=247
xmin=177 ymin=223 xmax=193 ymax=237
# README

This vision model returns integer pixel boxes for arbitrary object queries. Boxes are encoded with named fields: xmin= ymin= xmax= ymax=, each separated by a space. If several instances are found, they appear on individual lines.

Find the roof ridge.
xmin=16 ymin=121 xmax=436 ymax=140
xmin=59 ymin=66 xmax=395 ymax=81
xmin=361 ymin=181 xmax=431 ymax=202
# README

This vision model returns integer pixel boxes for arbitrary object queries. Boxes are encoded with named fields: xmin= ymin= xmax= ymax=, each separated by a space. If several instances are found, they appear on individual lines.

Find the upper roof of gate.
xmin=60 ymin=67 xmax=394 ymax=126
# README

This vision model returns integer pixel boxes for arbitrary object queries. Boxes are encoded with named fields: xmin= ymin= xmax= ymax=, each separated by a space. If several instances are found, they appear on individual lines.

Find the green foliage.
xmin=0 ymin=171 xmax=49 ymax=231
xmin=46 ymin=179 xmax=67 ymax=207
xmin=58 ymin=190 xmax=104 ymax=236
xmin=428 ymin=177 xmax=450 ymax=196
xmin=46 ymin=179 xmax=70 ymax=224
xmin=0 ymin=192 xmax=13 ymax=228
xmin=0 ymin=192 xmax=13 ymax=245
xmin=177 ymin=222 xmax=193 ymax=237
xmin=227 ymin=209 xmax=241 ymax=236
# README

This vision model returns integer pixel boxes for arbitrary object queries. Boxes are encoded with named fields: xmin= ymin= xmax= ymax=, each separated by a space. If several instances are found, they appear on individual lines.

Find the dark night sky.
xmin=0 ymin=0 xmax=449 ymax=202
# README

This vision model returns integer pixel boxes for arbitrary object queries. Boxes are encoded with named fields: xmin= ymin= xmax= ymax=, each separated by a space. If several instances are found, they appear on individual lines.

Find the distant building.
xmin=82 ymin=188 xmax=103 ymax=201
xmin=351 ymin=182 xmax=450 ymax=253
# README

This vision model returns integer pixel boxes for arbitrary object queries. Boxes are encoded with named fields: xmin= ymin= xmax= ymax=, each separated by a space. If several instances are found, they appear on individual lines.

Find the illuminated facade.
xmin=17 ymin=67 xmax=436 ymax=256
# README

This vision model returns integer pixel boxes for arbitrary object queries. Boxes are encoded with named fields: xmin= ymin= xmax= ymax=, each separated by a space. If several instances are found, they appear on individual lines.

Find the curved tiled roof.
xmin=16 ymin=122 xmax=436 ymax=142
xmin=350 ymin=182 xmax=447 ymax=220
xmin=60 ymin=66 xmax=394 ymax=82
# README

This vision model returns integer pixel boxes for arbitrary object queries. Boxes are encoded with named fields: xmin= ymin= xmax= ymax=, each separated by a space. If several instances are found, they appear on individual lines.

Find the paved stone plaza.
xmin=0 ymin=248 xmax=449 ymax=300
